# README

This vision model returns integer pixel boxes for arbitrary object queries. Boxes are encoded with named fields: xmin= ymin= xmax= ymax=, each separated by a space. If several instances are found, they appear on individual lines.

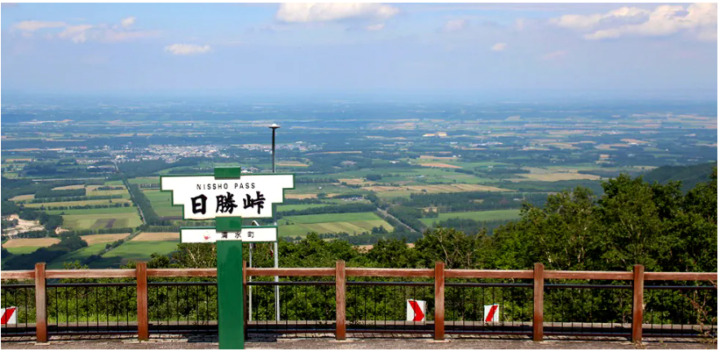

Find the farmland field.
xmin=143 ymin=190 xmax=180 ymax=217
xmin=277 ymin=203 xmax=331 ymax=212
xmin=285 ymin=194 xmax=318 ymax=200
xmin=24 ymin=199 xmax=132 ymax=208
xmin=128 ymin=177 xmax=159 ymax=185
xmin=276 ymin=161 xmax=309 ymax=167
xmin=4 ymin=246 xmax=45 ymax=255
xmin=3 ymin=237 xmax=61 ymax=248
xmin=47 ymin=243 xmax=109 ymax=269
xmin=132 ymin=232 xmax=179 ymax=241
xmin=57 ymin=208 xmax=142 ymax=231
xmin=87 ymin=185 xmax=130 ymax=198
xmin=366 ymin=183 xmax=512 ymax=199
xmin=420 ymin=209 xmax=521 ymax=226
xmin=94 ymin=240 xmax=178 ymax=267
xmin=52 ymin=184 xmax=85 ymax=190
xmin=9 ymin=194 xmax=34 ymax=202
xmin=80 ymin=233 xmax=130 ymax=245
xmin=46 ymin=207 xmax=137 ymax=215
xmin=279 ymin=212 xmax=393 ymax=237
xmin=419 ymin=163 xmax=461 ymax=169
xmin=511 ymin=167 xmax=602 ymax=182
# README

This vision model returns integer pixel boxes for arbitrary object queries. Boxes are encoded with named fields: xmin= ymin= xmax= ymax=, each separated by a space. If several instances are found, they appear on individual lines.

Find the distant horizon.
xmin=2 ymin=88 xmax=718 ymax=105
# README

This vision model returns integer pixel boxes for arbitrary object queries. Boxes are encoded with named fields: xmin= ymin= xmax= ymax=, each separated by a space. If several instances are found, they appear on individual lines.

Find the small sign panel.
xmin=161 ymin=175 xmax=294 ymax=220
xmin=406 ymin=300 xmax=426 ymax=322
xmin=484 ymin=304 xmax=500 ymax=322
xmin=1 ymin=307 xmax=17 ymax=325
xmin=181 ymin=227 xmax=277 ymax=243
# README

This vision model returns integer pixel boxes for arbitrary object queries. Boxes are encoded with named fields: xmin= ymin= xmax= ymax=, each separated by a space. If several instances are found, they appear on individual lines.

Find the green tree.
xmin=366 ymin=238 xmax=420 ymax=268
xmin=413 ymin=227 xmax=489 ymax=269
xmin=597 ymin=175 xmax=676 ymax=270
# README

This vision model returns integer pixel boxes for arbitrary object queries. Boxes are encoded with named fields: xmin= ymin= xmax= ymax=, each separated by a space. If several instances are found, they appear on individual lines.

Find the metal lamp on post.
xmin=269 ymin=123 xmax=280 ymax=322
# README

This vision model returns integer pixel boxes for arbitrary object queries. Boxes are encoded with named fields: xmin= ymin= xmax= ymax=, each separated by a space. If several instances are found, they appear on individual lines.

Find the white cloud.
xmin=551 ymin=7 xmax=649 ymax=30
xmin=121 ymin=17 xmax=136 ymax=28
xmin=541 ymin=50 xmax=567 ymax=61
xmin=443 ymin=19 xmax=467 ymax=32
xmin=14 ymin=20 xmax=66 ymax=32
xmin=366 ymin=23 xmax=385 ymax=31
xmin=13 ymin=18 xmax=155 ymax=43
xmin=552 ymin=3 xmax=717 ymax=41
xmin=276 ymin=3 xmax=399 ymax=23
xmin=103 ymin=29 xmax=158 ymax=42
xmin=164 ymin=43 xmax=211 ymax=55
xmin=491 ymin=42 xmax=507 ymax=52
xmin=58 ymin=25 xmax=93 ymax=43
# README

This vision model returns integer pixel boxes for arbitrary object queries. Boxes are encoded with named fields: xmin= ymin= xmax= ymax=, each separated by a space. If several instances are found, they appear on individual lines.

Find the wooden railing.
xmin=1 ymin=262 xmax=716 ymax=344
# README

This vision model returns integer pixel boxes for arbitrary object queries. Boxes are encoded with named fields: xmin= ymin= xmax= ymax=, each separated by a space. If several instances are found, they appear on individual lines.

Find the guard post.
xmin=161 ymin=166 xmax=294 ymax=349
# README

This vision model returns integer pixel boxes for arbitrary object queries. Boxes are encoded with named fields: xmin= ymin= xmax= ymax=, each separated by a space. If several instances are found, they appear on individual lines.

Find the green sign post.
xmin=218 ymin=240 xmax=244 ymax=348
xmin=160 ymin=167 xmax=294 ymax=349
xmin=216 ymin=217 xmax=245 ymax=349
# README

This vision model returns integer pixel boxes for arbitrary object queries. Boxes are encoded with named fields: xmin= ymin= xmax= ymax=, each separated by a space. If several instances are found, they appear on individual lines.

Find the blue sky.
xmin=1 ymin=3 xmax=717 ymax=100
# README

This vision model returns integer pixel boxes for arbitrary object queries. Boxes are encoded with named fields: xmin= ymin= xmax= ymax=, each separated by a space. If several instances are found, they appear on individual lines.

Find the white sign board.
xmin=406 ymin=300 xmax=426 ymax=322
xmin=484 ymin=304 xmax=500 ymax=322
xmin=181 ymin=227 xmax=277 ymax=243
xmin=161 ymin=175 xmax=294 ymax=220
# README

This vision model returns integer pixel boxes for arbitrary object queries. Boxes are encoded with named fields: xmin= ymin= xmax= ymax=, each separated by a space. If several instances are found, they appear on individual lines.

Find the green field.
xmin=59 ymin=208 xmax=143 ymax=230
xmin=25 ymin=199 xmax=132 ymax=208
xmin=128 ymin=177 xmax=160 ymax=184
xmin=287 ymin=183 xmax=349 ymax=195
xmin=279 ymin=212 xmax=393 ymax=237
xmin=46 ymin=207 xmax=137 ymax=215
xmin=92 ymin=240 xmax=178 ymax=267
xmin=277 ymin=203 xmax=332 ymax=212
xmin=420 ymin=209 xmax=521 ymax=226
xmin=4 ymin=246 xmax=41 ymax=255
xmin=143 ymin=189 xmax=180 ymax=217
xmin=48 ymin=243 xmax=108 ymax=269
xmin=87 ymin=189 xmax=129 ymax=198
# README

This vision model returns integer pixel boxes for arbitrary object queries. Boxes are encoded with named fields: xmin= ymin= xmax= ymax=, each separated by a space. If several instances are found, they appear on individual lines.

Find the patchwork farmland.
xmin=278 ymin=212 xmax=394 ymax=238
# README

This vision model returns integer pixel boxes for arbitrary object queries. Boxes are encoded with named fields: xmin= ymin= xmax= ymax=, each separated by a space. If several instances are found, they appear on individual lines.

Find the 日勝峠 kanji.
xmin=191 ymin=194 xmax=208 ymax=214
xmin=243 ymin=191 xmax=266 ymax=215
xmin=216 ymin=192 xmax=239 ymax=214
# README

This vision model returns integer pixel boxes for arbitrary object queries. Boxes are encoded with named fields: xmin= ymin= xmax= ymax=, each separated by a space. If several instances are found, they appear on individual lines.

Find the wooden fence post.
xmin=335 ymin=260 xmax=346 ymax=340
xmin=632 ymin=264 xmax=644 ymax=344
xmin=243 ymin=260 xmax=248 ymax=340
xmin=136 ymin=262 xmax=149 ymax=341
xmin=533 ymin=263 xmax=544 ymax=342
xmin=34 ymin=263 xmax=47 ymax=343
xmin=434 ymin=261 xmax=445 ymax=341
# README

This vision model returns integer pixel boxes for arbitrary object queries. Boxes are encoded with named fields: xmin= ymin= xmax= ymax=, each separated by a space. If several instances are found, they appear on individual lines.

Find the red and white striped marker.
xmin=406 ymin=300 xmax=426 ymax=322
xmin=483 ymin=304 xmax=499 ymax=322
xmin=1 ymin=307 xmax=17 ymax=325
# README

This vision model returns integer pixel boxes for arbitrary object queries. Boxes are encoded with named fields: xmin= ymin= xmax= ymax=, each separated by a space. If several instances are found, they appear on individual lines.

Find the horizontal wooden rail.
xmin=147 ymin=268 xmax=217 ymax=277
xmin=246 ymin=268 xmax=335 ymax=277
xmin=644 ymin=272 xmax=717 ymax=281
xmin=45 ymin=269 xmax=136 ymax=279
xmin=445 ymin=269 xmax=533 ymax=279
xmin=545 ymin=271 xmax=633 ymax=280
xmin=1 ymin=270 xmax=34 ymax=280
xmin=1 ymin=267 xmax=717 ymax=282
xmin=346 ymin=268 xmax=434 ymax=278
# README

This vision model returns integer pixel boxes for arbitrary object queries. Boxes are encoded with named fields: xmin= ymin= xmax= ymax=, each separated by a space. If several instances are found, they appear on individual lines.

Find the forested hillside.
xmin=138 ymin=170 xmax=717 ymax=273
xmin=644 ymin=162 xmax=716 ymax=193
